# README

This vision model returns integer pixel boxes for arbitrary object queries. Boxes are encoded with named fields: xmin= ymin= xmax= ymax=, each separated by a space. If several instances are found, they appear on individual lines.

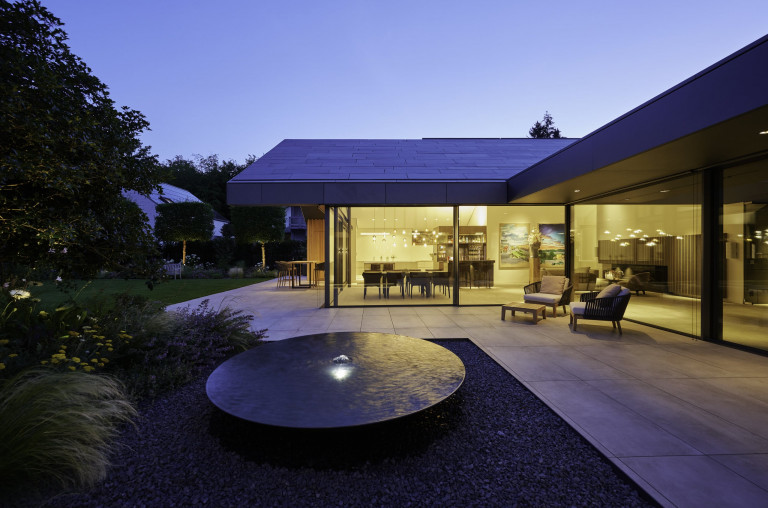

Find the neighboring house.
xmin=123 ymin=183 xmax=229 ymax=238
xmin=227 ymin=35 xmax=768 ymax=356
xmin=285 ymin=206 xmax=307 ymax=241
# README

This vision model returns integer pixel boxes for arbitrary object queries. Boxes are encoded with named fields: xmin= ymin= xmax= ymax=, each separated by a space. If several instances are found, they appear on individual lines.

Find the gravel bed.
xmin=21 ymin=340 xmax=656 ymax=507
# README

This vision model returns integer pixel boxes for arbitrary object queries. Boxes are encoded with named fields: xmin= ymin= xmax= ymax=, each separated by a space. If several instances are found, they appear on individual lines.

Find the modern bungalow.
xmin=228 ymin=35 xmax=768 ymax=354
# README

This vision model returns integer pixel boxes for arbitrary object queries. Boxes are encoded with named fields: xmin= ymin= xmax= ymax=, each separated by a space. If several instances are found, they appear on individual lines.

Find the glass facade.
xmin=722 ymin=161 xmax=768 ymax=351
xmin=326 ymin=205 xmax=563 ymax=307
xmin=572 ymin=175 xmax=702 ymax=336
xmin=320 ymin=163 xmax=768 ymax=354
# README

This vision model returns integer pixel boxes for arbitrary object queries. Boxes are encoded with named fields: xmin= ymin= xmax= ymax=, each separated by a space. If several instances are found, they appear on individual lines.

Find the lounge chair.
xmin=523 ymin=276 xmax=573 ymax=317
xmin=569 ymin=285 xmax=631 ymax=334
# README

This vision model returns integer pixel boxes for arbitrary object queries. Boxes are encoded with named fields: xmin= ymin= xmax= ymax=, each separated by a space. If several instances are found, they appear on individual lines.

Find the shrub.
xmin=227 ymin=267 xmax=244 ymax=278
xmin=0 ymin=369 xmax=136 ymax=488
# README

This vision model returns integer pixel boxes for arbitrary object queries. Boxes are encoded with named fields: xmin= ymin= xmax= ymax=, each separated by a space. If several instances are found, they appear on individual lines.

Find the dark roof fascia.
xmin=506 ymin=33 xmax=768 ymax=203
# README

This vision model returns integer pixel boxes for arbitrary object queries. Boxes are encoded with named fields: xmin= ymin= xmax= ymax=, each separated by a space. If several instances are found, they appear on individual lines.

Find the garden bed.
xmin=19 ymin=340 xmax=656 ymax=507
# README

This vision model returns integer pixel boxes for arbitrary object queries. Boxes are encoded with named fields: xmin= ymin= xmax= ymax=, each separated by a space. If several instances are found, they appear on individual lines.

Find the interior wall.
xmin=723 ymin=202 xmax=745 ymax=303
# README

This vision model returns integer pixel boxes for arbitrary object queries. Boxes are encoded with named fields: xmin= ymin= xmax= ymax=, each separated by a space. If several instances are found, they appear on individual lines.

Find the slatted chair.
xmin=431 ymin=271 xmax=452 ymax=298
xmin=570 ymin=286 xmax=631 ymax=334
xmin=407 ymin=271 xmax=433 ymax=297
xmin=523 ymin=276 xmax=573 ymax=317
xmin=275 ymin=261 xmax=293 ymax=288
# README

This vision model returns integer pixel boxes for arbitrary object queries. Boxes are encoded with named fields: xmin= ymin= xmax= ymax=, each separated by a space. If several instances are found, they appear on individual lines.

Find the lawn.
xmin=29 ymin=278 xmax=271 ymax=309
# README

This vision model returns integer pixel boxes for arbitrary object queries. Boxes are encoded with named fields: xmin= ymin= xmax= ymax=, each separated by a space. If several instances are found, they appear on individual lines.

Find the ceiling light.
xmin=574 ymin=189 xmax=581 ymax=193
xmin=676 ymin=236 xmax=683 ymax=240
xmin=659 ymin=189 xmax=670 ymax=193
xmin=629 ymin=234 xmax=636 ymax=238
xmin=760 ymin=130 xmax=768 ymax=135
xmin=604 ymin=230 xmax=610 ymax=234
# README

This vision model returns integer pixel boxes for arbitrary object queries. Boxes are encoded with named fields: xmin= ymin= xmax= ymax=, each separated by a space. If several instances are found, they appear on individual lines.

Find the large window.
xmin=722 ymin=161 xmax=768 ymax=351
xmin=573 ymin=175 xmax=702 ymax=336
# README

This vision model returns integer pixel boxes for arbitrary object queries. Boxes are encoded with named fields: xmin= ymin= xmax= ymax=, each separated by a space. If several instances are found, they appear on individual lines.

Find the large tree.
xmin=0 ymin=0 xmax=161 ymax=278
xmin=154 ymin=202 xmax=214 ymax=265
xmin=528 ymin=111 xmax=562 ymax=139
xmin=230 ymin=206 xmax=285 ymax=268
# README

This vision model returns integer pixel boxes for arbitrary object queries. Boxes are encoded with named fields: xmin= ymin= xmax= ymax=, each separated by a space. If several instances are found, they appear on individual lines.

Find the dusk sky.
xmin=42 ymin=0 xmax=768 ymax=164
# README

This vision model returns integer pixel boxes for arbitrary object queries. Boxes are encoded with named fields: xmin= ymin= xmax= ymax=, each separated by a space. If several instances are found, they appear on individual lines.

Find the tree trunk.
xmin=182 ymin=240 xmax=187 ymax=265
xmin=261 ymin=242 xmax=266 ymax=268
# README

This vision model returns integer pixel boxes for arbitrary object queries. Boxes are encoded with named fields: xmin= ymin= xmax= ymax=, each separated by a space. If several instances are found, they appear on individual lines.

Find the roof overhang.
xmin=507 ymin=34 xmax=768 ymax=204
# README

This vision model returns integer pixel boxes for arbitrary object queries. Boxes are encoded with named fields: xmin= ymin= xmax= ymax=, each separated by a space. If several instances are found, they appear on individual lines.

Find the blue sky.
xmin=42 ymin=0 xmax=768 ymax=164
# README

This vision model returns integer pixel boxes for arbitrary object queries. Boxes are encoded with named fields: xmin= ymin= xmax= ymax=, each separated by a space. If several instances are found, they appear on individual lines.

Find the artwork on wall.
xmin=499 ymin=223 xmax=529 ymax=269
xmin=538 ymin=223 xmax=565 ymax=267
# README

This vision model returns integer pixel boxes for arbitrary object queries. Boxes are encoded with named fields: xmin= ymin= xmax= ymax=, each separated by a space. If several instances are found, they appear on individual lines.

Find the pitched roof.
xmin=232 ymin=138 xmax=576 ymax=183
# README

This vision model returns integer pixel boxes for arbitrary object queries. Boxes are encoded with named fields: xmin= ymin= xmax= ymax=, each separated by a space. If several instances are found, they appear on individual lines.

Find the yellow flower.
xmin=60 ymin=345 xmax=67 ymax=349
xmin=96 ymin=343 xmax=104 ymax=346
xmin=100 ymin=358 xmax=109 ymax=363
xmin=0 ymin=339 xmax=9 ymax=346
xmin=40 ymin=360 xmax=49 ymax=365
xmin=39 ymin=311 xmax=48 ymax=318
xmin=71 ymin=357 xmax=80 ymax=363
xmin=52 ymin=353 xmax=66 ymax=360
xmin=90 ymin=358 xmax=98 ymax=363
xmin=67 ymin=366 xmax=76 ymax=371
xmin=97 ymin=363 xmax=104 ymax=367
xmin=108 ymin=348 xmax=114 ymax=352
xmin=80 ymin=362 xmax=88 ymax=366
xmin=51 ymin=359 xmax=60 ymax=364
xmin=120 ymin=330 xmax=126 ymax=333
xmin=68 ymin=331 xmax=80 ymax=337
xmin=83 ymin=366 xmax=94 ymax=372
xmin=0 ymin=363 xmax=5 ymax=370
xmin=9 ymin=353 xmax=18 ymax=358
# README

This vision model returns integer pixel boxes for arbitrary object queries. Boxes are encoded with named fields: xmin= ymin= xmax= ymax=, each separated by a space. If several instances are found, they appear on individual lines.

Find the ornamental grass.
xmin=0 ymin=369 xmax=136 ymax=489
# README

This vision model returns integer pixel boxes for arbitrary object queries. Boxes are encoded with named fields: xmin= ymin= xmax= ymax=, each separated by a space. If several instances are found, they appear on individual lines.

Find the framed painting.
xmin=538 ymin=224 xmax=565 ymax=267
xmin=499 ymin=223 xmax=529 ymax=269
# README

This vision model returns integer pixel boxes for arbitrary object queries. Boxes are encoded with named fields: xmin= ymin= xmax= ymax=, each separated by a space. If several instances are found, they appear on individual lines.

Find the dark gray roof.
xmin=232 ymin=138 xmax=576 ymax=182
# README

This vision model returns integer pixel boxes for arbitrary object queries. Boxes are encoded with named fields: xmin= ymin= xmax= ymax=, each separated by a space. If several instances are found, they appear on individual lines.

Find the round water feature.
xmin=206 ymin=332 xmax=465 ymax=428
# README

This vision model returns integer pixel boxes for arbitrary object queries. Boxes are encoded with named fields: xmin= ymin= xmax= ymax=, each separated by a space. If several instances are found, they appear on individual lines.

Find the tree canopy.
xmin=161 ymin=154 xmax=257 ymax=221
xmin=154 ymin=202 xmax=214 ymax=265
xmin=230 ymin=206 xmax=286 ymax=267
xmin=0 ymin=0 xmax=161 ymax=278
xmin=528 ymin=111 xmax=562 ymax=139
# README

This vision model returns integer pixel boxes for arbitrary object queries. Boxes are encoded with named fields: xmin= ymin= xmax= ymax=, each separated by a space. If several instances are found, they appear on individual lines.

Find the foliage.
xmin=0 ymin=368 xmax=136 ymax=488
xmin=154 ymin=202 xmax=214 ymax=244
xmin=230 ymin=206 xmax=286 ymax=267
xmin=528 ymin=111 xmax=562 ymax=139
xmin=0 ymin=0 xmax=161 ymax=279
xmin=154 ymin=201 xmax=214 ymax=265
xmin=230 ymin=206 xmax=286 ymax=245
xmin=160 ymin=154 xmax=258 ymax=221
xmin=0 ymin=287 xmax=266 ymax=398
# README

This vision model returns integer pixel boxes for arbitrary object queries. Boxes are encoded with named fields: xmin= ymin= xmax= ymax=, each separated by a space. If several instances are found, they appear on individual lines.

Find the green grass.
xmin=29 ymin=278 xmax=269 ymax=309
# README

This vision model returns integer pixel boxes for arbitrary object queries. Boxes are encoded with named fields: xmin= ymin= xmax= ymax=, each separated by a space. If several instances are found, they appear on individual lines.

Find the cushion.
xmin=570 ymin=301 xmax=586 ymax=316
xmin=618 ymin=287 xmax=631 ymax=297
xmin=596 ymin=284 xmax=622 ymax=299
xmin=540 ymin=276 xmax=566 ymax=295
xmin=523 ymin=293 xmax=560 ymax=305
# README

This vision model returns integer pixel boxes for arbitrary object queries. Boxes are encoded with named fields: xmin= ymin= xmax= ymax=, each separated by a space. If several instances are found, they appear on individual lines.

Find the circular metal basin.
xmin=206 ymin=332 xmax=465 ymax=428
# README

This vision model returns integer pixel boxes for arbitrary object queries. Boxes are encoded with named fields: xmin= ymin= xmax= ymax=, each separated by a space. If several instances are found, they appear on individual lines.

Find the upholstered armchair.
xmin=569 ymin=285 xmax=631 ymax=334
xmin=523 ymin=276 xmax=573 ymax=317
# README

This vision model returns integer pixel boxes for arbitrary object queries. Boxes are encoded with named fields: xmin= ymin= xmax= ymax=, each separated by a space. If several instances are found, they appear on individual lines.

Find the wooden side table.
xmin=501 ymin=302 xmax=547 ymax=324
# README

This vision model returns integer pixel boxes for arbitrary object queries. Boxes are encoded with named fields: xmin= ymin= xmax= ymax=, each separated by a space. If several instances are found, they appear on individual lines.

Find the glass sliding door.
xmin=572 ymin=174 xmax=702 ymax=335
xmin=722 ymin=161 xmax=768 ymax=350
xmin=458 ymin=205 xmax=565 ymax=305
xmin=339 ymin=206 xmax=453 ymax=306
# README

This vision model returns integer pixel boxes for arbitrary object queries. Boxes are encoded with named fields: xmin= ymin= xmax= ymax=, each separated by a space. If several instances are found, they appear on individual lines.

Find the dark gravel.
xmin=20 ymin=340 xmax=656 ymax=507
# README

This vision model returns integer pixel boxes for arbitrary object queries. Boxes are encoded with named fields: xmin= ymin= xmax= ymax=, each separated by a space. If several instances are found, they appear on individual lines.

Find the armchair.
xmin=523 ymin=276 xmax=573 ymax=317
xmin=569 ymin=286 xmax=631 ymax=334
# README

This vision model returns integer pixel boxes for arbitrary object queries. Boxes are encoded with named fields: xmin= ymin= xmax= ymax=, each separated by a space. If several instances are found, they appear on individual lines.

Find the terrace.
xmin=170 ymin=279 xmax=768 ymax=507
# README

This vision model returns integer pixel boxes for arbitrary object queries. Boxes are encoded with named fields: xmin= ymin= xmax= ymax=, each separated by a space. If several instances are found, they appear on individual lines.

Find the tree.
xmin=161 ymin=154 xmax=258 ymax=221
xmin=230 ymin=206 xmax=286 ymax=268
xmin=0 ymin=0 xmax=161 ymax=278
xmin=528 ymin=111 xmax=562 ymax=139
xmin=154 ymin=202 xmax=214 ymax=265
